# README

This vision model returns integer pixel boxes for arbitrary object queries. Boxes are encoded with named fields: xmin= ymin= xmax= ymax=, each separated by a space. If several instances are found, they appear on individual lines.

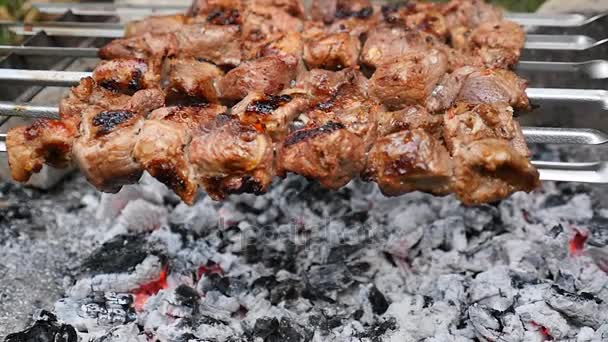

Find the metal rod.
xmin=0 ymin=133 xmax=5 ymax=153
xmin=534 ymin=161 xmax=608 ymax=183
xmin=505 ymin=12 xmax=607 ymax=27
xmin=0 ymin=69 xmax=90 ymax=86
xmin=6 ymin=22 xmax=607 ymax=51
xmin=526 ymin=88 xmax=608 ymax=111
xmin=525 ymin=34 xmax=608 ymax=51
xmin=522 ymin=127 xmax=608 ymax=145
xmin=516 ymin=60 xmax=608 ymax=80
xmin=0 ymin=102 xmax=60 ymax=119
xmin=0 ymin=45 xmax=99 ymax=57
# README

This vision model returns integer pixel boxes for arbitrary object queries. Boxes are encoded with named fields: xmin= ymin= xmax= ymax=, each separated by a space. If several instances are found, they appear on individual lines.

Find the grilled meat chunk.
xmin=444 ymin=102 xmax=538 ymax=204
xmin=452 ymin=139 xmax=539 ymax=205
xmin=444 ymin=102 xmax=529 ymax=157
xmin=294 ymin=68 xmax=355 ymax=101
xmin=370 ymin=49 xmax=448 ymax=110
xmin=162 ymin=57 xmax=224 ymax=104
xmin=241 ymin=4 xmax=304 ymax=52
xmin=6 ymin=119 xmax=78 ymax=182
xmin=251 ymin=0 xmax=306 ymax=18
xmin=280 ymin=121 xmax=366 ymax=189
xmin=303 ymin=29 xmax=361 ymax=70
xmin=427 ymin=67 xmax=530 ymax=112
xmin=232 ymin=92 xmax=310 ymax=141
xmin=441 ymin=0 xmax=503 ymax=28
xmin=133 ymin=104 xmax=226 ymax=204
xmin=365 ymin=128 xmax=452 ymax=196
xmin=255 ymin=31 xmax=304 ymax=59
xmin=125 ymin=14 xmax=189 ymax=37
xmin=188 ymin=0 xmax=243 ymax=17
xmin=361 ymin=26 xmax=438 ymax=68
xmin=189 ymin=115 xmax=274 ymax=199
xmin=377 ymin=105 xmax=443 ymax=138
xmin=218 ymin=54 xmax=299 ymax=102
xmin=99 ymin=24 xmax=242 ymax=67
xmin=310 ymin=0 xmax=373 ymax=23
xmin=471 ymin=20 xmax=525 ymax=69
xmin=72 ymin=89 xmax=166 ymax=193
xmin=93 ymin=59 xmax=160 ymax=94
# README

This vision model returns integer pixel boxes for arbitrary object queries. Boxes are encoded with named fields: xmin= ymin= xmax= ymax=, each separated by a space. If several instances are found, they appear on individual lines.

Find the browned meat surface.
xmin=188 ymin=0 xmax=242 ymax=17
xmin=380 ymin=4 xmax=448 ymax=39
xmin=377 ymin=105 xmax=443 ymax=138
xmin=72 ymin=89 xmax=166 ymax=193
xmin=252 ymin=0 xmax=306 ymax=18
xmin=6 ymin=119 xmax=78 ymax=182
xmin=294 ymin=68 xmax=354 ymax=101
xmin=441 ymin=0 xmax=503 ymax=28
xmin=444 ymin=102 xmax=538 ymax=204
xmin=361 ymin=26 xmax=437 ymax=68
xmin=471 ymin=20 xmax=525 ymax=68
xmin=99 ymin=24 xmax=242 ymax=67
xmin=280 ymin=121 xmax=366 ymax=189
xmin=457 ymin=69 xmax=530 ymax=111
xmin=303 ymin=29 xmax=361 ymax=70
xmin=232 ymin=92 xmax=310 ymax=141
xmin=189 ymin=115 xmax=274 ymax=199
xmin=444 ymin=102 xmax=529 ymax=157
xmin=93 ymin=59 xmax=160 ymax=94
xmin=370 ymin=49 xmax=448 ymax=109
xmin=218 ymin=54 xmax=299 ymax=102
xmin=452 ymin=139 xmax=539 ymax=205
xmin=256 ymin=31 xmax=304 ymax=59
xmin=310 ymin=0 xmax=373 ymax=23
xmin=162 ymin=58 xmax=224 ymax=104
xmin=125 ymin=14 xmax=189 ymax=37
xmin=364 ymin=128 xmax=452 ymax=196
xmin=426 ymin=67 xmax=530 ymax=112
xmin=133 ymin=104 xmax=226 ymax=204
xmin=241 ymin=4 xmax=303 ymax=53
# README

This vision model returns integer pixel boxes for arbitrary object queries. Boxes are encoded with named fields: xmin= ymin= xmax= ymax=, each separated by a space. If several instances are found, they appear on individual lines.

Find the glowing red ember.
xmin=570 ymin=229 xmax=588 ymax=256
xmin=131 ymin=266 xmax=169 ymax=311
xmin=531 ymin=321 xmax=554 ymax=341
xmin=197 ymin=262 xmax=224 ymax=279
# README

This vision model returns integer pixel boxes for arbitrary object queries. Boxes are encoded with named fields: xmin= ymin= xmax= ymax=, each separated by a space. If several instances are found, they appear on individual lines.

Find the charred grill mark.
xmin=92 ymin=110 xmax=136 ymax=137
xmin=335 ymin=6 xmax=374 ymax=20
xmin=24 ymin=119 xmax=63 ymax=140
xmin=128 ymin=68 xmax=143 ymax=92
xmin=225 ymin=176 xmax=264 ymax=195
xmin=245 ymin=95 xmax=293 ymax=115
xmin=207 ymin=9 xmax=241 ymax=25
xmin=148 ymin=160 xmax=188 ymax=193
xmin=284 ymin=121 xmax=345 ymax=146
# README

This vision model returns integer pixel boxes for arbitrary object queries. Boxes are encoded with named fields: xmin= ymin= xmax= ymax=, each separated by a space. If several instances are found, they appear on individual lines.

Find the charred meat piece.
xmin=294 ymin=68 xmax=356 ymax=102
xmin=188 ymin=0 xmax=243 ymax=17
xmin=162 ymin=57 xmax=224 ymax=104
xmin=370 ymin=49 xmax=448 ymax=110
xmin=452 ymin=139 xmax=540 ymax=205
xmin=381 ymin=4 xmax=448 ymax=39
xmin=218 ymin=54 xmax=299 ymax=102
xmin=189 ymin=115 xmax=274 ymax=200
xmin=361 ymin=26 xmax=439 ymax=68
xmin=251 ymin=0 xmax=306 ymax=18
xmin=72 ymin=89 xmax=166 ymax=193
xmin=471 ymin=21 xmax=525 ymax=69
xmin=443 ymin=102 xmax=530 ymax=157
xmin=303 ymin=29 xmax=361 ymax=70
xmin=232 ymin=92 xmax=310 ymax=141
xmin=125 ymin=14 xmax=189 ymax=37
xmin=364 ymin=128 xmax=453 ymax=196
xmin=255 ymin=31 xmax=304 ymax=60
xmin=100 ymin=24 xmax=242 ymax=67
xmin=280 ymin=121 xmax=366 ymax=189
xmin=93 ymin=59 xmax=160 ymax=95
xmin=377 ymin=105 xmax=443 ymax=138
xmin=426 ymin=66 xmax=477 ymax=113
xmin=6 ymin=118 xmax=78 ymax=182
xmin=133 ymin=104 xmax=226 ymax=204
xmin=241 ymin=4 xmax=303 ymax=52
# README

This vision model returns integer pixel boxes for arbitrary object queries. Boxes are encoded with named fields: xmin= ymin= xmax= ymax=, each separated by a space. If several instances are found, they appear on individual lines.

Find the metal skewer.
xmin=30 ymin=3 xmax=608 ymax=28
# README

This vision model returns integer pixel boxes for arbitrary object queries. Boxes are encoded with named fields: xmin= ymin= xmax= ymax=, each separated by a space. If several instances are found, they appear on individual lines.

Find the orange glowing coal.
xmin=132 ymin=266 xmax=169 ymax=311
xmin=569 ymin=229 xmax=588 ymax=257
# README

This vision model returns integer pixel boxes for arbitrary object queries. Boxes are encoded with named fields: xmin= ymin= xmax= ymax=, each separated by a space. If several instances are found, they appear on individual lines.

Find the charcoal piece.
xmin=175 ymin=284 xmax=201 ymax=308
xmin=199 ymin=274 xmax=231 ymax=296
xmin=327 ymin=243 xmax=362 ymax=263
xmin=357 ymin=318 xmax=397 ymax=340
xmin=269 ymin=279 xmax=304 ymax=305
xmin=81 ymin=234 xmax=155 ymax=274
xmin=253 ymin=317 xmax=280 ymax=338
xmin=5 ymin=310 xmax=77 ymax=342
xmin=368 ymin=286 xmax=389 ymax=315
xmin=587 ymin=216 xmax=608 ymax=247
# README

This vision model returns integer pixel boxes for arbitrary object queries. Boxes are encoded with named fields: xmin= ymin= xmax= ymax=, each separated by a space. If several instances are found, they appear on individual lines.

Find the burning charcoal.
xmin=253 ymin=317 xmax=280 ymax=338
xmin=91 ymin=323 xmax=142 ymax=342
xmin=81 ymin=234 xmax=153 ymax=274
xmin=356 ymin=318 xmax=397 ymax=340
xmin=543 ymin=285 xmax=607 ymax=329
xmin=109 ymin=199 xmax=168 ymax=236
xmin=469 ymin=266 xmax=515 ymax=312
xmin=586 ymin=216 xmax=608 ymax=247
xmin=515 ymin=301 xmax=573 ymax=340
xmin=5 ymin=310 xmax=77 ymax=342
xmin=467 ymin=304 xmax=502 ymax=341
xmin=198 ymin=274 xmax=246 ymax=298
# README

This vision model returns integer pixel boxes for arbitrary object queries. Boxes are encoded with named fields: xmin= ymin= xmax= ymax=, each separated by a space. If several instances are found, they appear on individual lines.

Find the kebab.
xmin=5 ymin=0 xmax=540 ymax=205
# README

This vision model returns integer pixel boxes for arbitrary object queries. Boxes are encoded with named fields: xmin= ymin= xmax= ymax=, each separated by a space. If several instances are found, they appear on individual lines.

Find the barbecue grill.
xmin=3 ymin=2 xmax=608 ymax=341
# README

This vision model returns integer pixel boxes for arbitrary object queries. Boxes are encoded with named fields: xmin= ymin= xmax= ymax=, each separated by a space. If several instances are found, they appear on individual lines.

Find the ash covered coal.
xmin=4 ymin=169 xmax=608 ymax=341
